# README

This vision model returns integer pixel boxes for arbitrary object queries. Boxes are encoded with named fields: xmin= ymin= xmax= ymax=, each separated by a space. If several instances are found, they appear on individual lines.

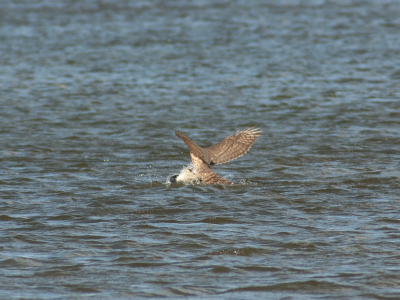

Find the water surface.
xmin=1 ymin=0 xmax=400 ymax=299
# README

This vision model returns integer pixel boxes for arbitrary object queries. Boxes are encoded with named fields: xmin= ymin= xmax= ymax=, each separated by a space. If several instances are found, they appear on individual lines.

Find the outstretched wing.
xmin=175 ymin=131 xmax=212 ymax=165
xmin=204 ymin=127 xmax=261 ymax=165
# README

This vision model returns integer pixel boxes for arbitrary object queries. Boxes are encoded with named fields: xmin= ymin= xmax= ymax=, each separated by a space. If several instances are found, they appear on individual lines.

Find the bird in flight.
xmin=170 ymin=127 xmax=261 ymax=184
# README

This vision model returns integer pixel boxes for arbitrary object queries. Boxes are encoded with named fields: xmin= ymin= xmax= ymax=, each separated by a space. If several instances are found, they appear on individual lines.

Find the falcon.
xmin=170 ymin=127 xmax=261 ymax=184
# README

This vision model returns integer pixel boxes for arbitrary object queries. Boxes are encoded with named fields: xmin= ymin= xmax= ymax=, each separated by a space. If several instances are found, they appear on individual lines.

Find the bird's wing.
xmin=204 ymin=127 xmax=261 ymax=165
xmin=197 ymin=164 xmax=233 ymax=185
xmin=175 ymin=131 xmax=212 ymax=164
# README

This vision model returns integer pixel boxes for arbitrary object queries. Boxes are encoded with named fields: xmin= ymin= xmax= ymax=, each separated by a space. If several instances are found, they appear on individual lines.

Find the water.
xmin=1 ymin=0 xmax=400 ymax=299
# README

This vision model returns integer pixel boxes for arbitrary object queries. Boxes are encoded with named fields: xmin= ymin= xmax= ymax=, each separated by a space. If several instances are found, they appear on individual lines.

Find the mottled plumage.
xmin=173 ymin=127 xmax=261 ymax=184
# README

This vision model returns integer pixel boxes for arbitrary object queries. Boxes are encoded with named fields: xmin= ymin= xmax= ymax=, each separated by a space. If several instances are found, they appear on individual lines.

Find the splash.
xmin=176 ymin=167 xmax=198 ymax=182
xmin=169 ymin=165 xmax=199 ymax=184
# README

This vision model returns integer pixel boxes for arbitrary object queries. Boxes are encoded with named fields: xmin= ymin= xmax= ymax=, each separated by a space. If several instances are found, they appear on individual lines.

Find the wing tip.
xmin=237 ymin=126 xmax=262 ymax=136
xmin=176 ymin=131 xmax=189 ymax=139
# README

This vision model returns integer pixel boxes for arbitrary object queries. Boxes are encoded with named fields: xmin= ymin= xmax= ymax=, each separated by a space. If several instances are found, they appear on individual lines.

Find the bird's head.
xmin=169 ymin=175 xmax=178 ymax=183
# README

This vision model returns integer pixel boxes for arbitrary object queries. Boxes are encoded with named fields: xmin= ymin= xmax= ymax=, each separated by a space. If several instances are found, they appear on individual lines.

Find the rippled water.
xmin=1 ymin=0 xmax=400 ymax=299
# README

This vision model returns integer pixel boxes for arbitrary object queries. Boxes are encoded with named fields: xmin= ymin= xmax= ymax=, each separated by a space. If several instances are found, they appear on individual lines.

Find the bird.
xmin=170 ymin=127 xmax=261 ymax=184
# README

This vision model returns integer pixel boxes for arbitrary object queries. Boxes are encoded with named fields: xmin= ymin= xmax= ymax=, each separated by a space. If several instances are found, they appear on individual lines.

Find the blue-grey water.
xmin=1 ymin=0 xmax=400 ymax=299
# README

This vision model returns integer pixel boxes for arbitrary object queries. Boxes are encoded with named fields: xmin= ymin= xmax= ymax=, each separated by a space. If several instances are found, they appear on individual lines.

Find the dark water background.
xmin=1 ymin=0 xmax=400 ymax=299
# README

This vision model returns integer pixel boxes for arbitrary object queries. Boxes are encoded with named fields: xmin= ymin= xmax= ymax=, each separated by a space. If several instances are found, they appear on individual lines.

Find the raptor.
xmin=170 ymin=127 xmax=261 ymax=184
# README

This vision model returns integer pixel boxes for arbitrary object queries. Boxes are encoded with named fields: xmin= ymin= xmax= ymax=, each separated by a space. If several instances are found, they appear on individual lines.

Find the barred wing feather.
xmin=205 ymin=127 xmax=261 ymax=165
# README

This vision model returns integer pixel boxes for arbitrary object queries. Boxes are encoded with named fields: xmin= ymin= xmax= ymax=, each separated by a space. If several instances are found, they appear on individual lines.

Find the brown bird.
xmin=171 ymin=127 xmax=261 ymax=184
